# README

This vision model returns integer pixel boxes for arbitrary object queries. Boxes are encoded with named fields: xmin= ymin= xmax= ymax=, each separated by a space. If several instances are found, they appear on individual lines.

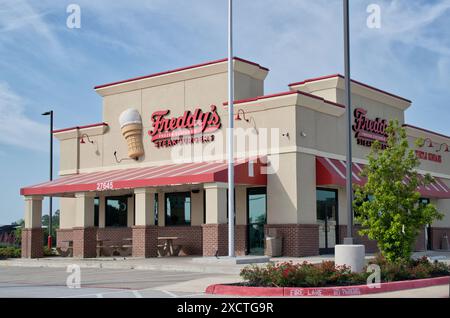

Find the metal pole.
xmin=343 ymin=0 xmax=354 ymax=244
xmin=48 ymin=111 xmax=53 ymax=249
xmin=227 ymin=0 xmax=235 ymax=257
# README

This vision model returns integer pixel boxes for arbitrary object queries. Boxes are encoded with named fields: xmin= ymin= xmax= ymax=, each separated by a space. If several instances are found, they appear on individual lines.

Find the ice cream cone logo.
xmin=119 ymin=108 xmax=144 ymax=159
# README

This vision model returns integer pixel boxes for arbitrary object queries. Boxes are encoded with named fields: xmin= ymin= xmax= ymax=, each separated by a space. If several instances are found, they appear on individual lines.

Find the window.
xmin=105 ymin=196 xmax=129 ymax=227
xmin=165 ymin=192 xmax=191 ymax=226
xmin=94 ymin=198 xmax=99 ymax=227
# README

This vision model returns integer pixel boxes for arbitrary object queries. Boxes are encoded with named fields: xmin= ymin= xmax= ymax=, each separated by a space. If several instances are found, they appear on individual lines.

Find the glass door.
xmin=317 ymin=188 xmax=339 ymax=254
xmin=247 ymin=188 xmax=267 ymax=255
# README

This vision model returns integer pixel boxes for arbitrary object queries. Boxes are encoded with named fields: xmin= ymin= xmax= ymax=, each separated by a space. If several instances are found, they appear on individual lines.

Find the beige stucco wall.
xmin=56 ymin=60 xmax=450 ymax=231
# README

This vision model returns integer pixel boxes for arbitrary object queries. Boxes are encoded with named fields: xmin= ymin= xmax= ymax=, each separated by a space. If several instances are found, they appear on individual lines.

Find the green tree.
xmin=354 ymin=120 xmax=443 ymax=262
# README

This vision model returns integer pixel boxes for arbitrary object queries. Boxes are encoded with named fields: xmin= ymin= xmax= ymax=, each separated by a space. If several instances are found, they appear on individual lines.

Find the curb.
xmin=206 ymin=276 xmax=450 ymax=297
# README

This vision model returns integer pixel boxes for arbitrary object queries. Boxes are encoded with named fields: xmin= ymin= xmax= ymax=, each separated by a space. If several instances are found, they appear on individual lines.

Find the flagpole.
xmin=343 ymin=0 xmax=354 ymax=244
xmin=227 ymin=0 xmax=235 ymax=257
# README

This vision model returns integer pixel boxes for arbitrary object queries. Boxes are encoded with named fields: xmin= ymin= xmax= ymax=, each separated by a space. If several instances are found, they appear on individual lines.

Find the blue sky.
xmin=1 ymin=0 xmax=450 ymax=224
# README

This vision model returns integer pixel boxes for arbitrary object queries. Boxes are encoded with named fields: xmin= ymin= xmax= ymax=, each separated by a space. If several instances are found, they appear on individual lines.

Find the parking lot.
xmin=0 ymin=266 xmax=238 ymax=298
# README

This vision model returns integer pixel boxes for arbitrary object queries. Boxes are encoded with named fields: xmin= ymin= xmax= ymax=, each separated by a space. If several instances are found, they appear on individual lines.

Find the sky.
xmin=0 ymin=0 xmax=450 ymax=224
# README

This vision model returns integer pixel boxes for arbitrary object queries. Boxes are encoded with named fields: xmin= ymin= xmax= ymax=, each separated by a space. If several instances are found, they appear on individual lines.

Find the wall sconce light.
xmin=423 ymin=138 xmax=434 ymax=148
xmin=300 ymin=131 xmax=307 ymax=137
xmin=235 ymin=109 xmax=249 ymax=122
xmin=437 ymin=143 xmax=449 ymax=153
xmin=282 ymin=132 xmax=290 ymax=138
xmin=79 ymin=134 xmax=94 ymax=144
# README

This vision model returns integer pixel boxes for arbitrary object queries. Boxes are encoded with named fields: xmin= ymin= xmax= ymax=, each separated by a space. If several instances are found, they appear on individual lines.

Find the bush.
xmin=0 ymin=247 xmax=21 ymax=259
xmin=241 ymin=261 xmax=370 ymax=288
xmin=240 ymin=257 xmax=450 ymax=288
xmin=43 ymin=246 xmax=56 ymax=257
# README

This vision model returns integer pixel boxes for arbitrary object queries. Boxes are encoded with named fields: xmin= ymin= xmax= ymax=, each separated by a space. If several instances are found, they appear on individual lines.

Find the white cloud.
xmin=0 ymin=82 xmax=48 ymax=152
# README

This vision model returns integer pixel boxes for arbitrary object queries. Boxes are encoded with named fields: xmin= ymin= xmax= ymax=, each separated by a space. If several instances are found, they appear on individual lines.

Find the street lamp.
xmin=42 ymin=110 xmax=53 ymax=249
xmin=343 ymin=0 xmax=354 ymax=245
xmin=227 ymin=0 xmax=235 ymax=258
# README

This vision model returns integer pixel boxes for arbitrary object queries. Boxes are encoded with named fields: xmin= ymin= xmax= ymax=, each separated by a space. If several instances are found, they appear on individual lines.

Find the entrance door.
xmin=317 ymin=188 xmax=339 ymax=254
xmin=247 ymin=188 xmax=267 ymax=255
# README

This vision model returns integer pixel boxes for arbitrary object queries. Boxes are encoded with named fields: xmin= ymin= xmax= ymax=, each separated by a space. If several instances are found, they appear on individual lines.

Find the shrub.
xmin=240 ymin=261 xmax=370 ymax=288
xmin=0 ymin=247 xmax=21 ymax=259
xmin=240 ymin=257 xmax=450 ymax=288
xmin=43 ymin=246 xmax=56 ymax=257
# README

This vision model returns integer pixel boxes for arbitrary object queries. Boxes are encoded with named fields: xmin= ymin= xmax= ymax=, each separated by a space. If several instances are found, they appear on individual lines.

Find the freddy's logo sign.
xmin=352 ymin=108 xmax=388 ymax=148
xmin=148 ymin=105 xmax=221 ymax=148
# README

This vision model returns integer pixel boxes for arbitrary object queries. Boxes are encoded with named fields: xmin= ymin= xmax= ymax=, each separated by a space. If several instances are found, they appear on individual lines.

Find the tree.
xmin=353 ymin=120 xmax=443 ymax=262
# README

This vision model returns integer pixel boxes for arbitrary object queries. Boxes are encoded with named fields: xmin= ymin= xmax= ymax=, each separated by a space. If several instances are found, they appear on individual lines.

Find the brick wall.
xmin=158 ymin=226 xmax=202 ymax=256
xmin=201 ymin=224 xmax=247 ymax=256
xmin=56 ymin=229 xmax=74 ymax=249
xmin=264 ymin=224 xmax=320 ymax=257
xmin=97 ymin=227 xmax=132 ymax=246
xmin=72 ymin=227 xmax=97 ymax=258
xmin=56 ymin=225 xmax=247 ymax=257
xmin=21 ymin=228 xmax=43 ymax=258
xmin=132 ymin=226 xmax=158 ymax=258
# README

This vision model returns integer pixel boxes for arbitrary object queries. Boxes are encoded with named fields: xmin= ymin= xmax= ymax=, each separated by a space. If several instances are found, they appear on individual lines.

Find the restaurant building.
xmin=20 ymin=57 xmax=450 ymax=258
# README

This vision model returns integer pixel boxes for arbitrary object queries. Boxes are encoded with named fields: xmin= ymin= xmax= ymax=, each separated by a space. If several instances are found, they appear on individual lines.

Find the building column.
xmin=99 ymin=196 xmax=106 ymax=228
xmin=22 ymin=196 xmax=44 ymax=258
xmin=73 ymin=192 xmax=97 ymax=258
xmin=132 ymin=188 xmax=158 ymax=257
xmin=202 ymin=183 xmax=228 ymax=256
xmin=235 ymin=186 xmax=248 ymax=256
xmin=157 ymin=191 xmax=165 ymax=227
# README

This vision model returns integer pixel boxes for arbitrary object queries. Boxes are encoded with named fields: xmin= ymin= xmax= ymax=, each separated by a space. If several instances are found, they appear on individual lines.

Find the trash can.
xmin=265 ymin=236 xmax=282 ymax=257
xmin=441 ymin=234 xmax=449 ymax=251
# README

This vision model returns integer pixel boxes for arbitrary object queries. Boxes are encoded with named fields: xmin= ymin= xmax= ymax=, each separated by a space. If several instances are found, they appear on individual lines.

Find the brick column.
xmin=202 ymin=183 xmax=228 ymax=256
xmin=73 ymin=227 xmax=97 ymax=258
xmin=132 ymin=226 xmax=158 ymax=257
xmin=264 ymin=224 xmax=320 ymax=257
xmin=202 ymin=224 xmax=228 ymax=256
xmin=22 ymin=228 xmax=44 ymax=258
xmin=72 ymin=193 xmax=96 ymax=258
xmin=22 ymin=196 xmax=44 ymax=258
xmin=132 ymin=188 xmax=157 ymax=257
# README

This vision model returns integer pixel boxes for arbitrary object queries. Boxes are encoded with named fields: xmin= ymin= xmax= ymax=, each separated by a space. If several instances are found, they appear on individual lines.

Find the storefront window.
xmin=165 ymin=192 xmax=191 ymax=226
xmin=94 ymin=198 xmax=99 ymax=227
xmin=105 ymin=196 xmax=128 ymax=227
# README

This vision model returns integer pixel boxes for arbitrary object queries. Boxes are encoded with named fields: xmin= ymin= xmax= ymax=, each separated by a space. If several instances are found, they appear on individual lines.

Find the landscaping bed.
xmin=237 ymin=256 xmax=450 ymax=288
xmin=206 ymin=255 xmax=450 ymax=296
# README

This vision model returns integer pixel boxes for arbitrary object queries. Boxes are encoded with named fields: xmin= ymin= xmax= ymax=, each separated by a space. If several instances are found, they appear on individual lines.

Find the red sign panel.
xmin=148 ymin=105 xmax=221 ymax=148
xmin=352 ymin=108 xmax=388 ymax=148
xmin=415 ymin=150 xmax=442 ymax=163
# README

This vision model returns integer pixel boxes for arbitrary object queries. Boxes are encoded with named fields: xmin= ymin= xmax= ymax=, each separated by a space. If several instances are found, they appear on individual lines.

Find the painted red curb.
xmin=206 ymin=276 xmax=450 ymax=297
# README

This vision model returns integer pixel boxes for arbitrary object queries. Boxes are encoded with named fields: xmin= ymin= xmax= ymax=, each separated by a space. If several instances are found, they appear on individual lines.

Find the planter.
xmin=206 ymin=276 xmax=450 ymax=297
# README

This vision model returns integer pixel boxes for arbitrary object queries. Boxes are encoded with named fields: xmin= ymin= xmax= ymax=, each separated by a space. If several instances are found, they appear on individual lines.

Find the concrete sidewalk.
xmin=1 ymin=251 xmax=449 ymax=275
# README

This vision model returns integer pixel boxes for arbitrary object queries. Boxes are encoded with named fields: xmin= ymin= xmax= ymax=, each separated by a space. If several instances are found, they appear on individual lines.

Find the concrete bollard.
xmin=335 ymin=244 xmax=365 ymax=273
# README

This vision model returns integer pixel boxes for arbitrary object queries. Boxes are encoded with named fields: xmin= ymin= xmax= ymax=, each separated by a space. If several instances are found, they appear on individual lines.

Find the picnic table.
xmin=56 ymin=240 xmax=73 ymax=257
xmin=96 ymin=239 xmax=110 ymax=257
xmin=108 ymin=238 xmax=133 ymax=257
xmin=157 ymin=237 xmax=182 ymax=257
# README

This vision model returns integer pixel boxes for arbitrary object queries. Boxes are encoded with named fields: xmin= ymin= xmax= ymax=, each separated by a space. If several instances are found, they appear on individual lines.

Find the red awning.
xmin=316 ymin=156 xmax=450 ymax=199
xmin=21 ymin=158 xmax=267 ymax=196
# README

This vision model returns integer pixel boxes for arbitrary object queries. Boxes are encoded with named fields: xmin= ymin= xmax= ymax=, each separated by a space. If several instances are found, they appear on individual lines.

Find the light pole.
xmin=42 ymin=110 xmax=53 ymax=249
xmin=343 ymin=0 xmax=354 ymax=244
xmin=227 ymin=0 xmax=235 ymax=257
